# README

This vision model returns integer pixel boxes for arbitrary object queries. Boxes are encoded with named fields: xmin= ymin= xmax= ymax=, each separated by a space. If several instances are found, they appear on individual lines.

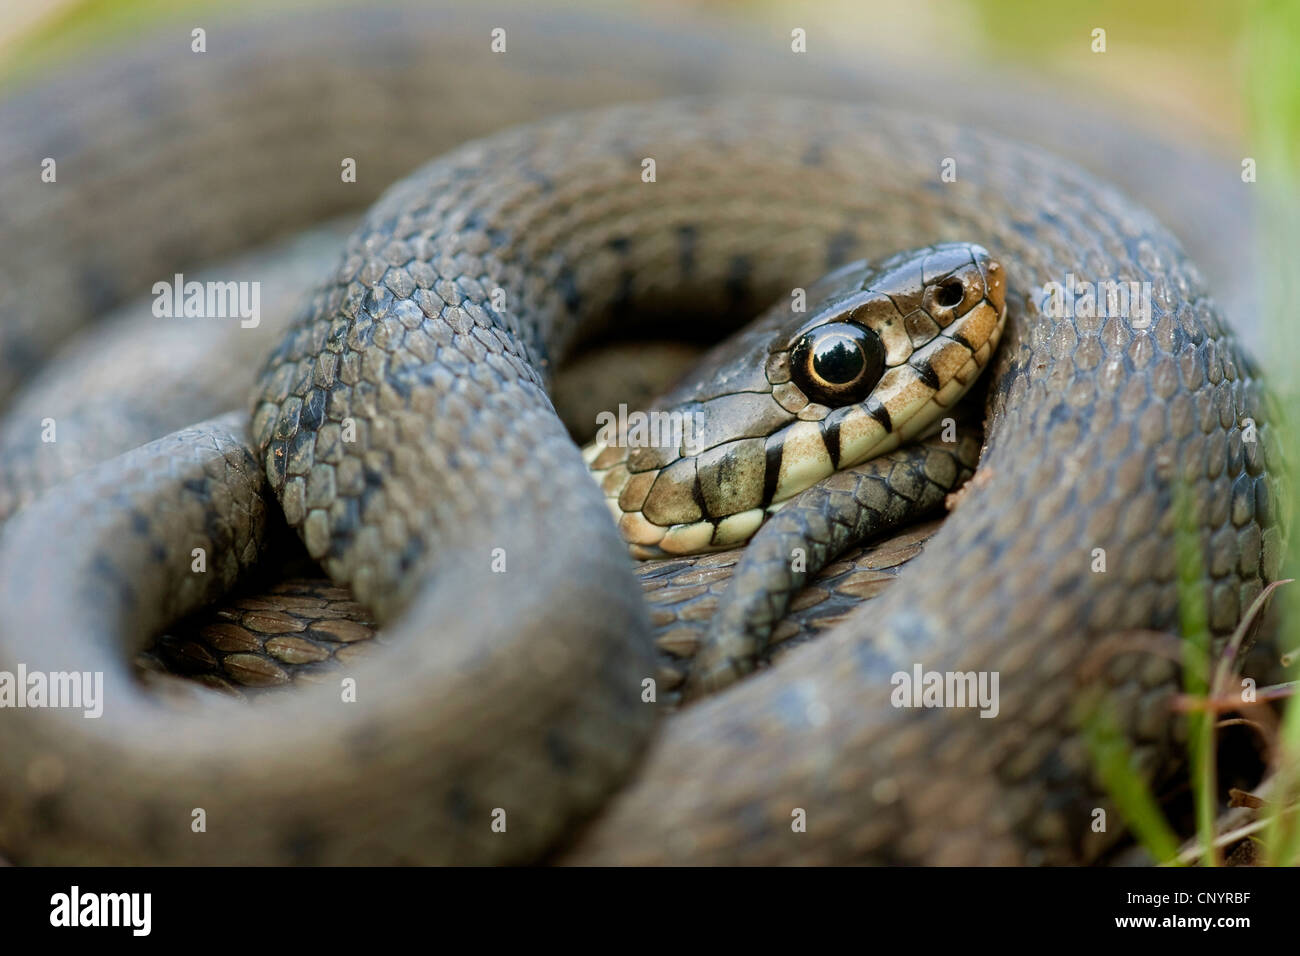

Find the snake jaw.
xmin=586 ymin=243 xmax=1007 ymax=559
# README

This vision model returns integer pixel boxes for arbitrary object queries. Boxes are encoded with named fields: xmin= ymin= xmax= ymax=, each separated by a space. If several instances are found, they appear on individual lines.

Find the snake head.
xmin=584 ymin=242 xmax=1007 ymax=558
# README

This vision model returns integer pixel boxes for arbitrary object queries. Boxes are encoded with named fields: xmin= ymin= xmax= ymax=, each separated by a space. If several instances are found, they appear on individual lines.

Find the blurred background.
xmin=0 ymin=0 xmax=1279 ymax=142
xmin=2 ymin=0 xmax=1293 ymax=356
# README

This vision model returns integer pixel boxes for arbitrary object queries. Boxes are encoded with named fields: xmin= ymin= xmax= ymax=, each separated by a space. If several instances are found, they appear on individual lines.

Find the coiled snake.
xmin=0 ymin=2 xmax=1286 ymax=865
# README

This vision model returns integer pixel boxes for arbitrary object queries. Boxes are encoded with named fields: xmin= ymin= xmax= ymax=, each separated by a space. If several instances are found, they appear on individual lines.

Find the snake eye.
xmin=790 ymin=322 xmax=886 ymax=406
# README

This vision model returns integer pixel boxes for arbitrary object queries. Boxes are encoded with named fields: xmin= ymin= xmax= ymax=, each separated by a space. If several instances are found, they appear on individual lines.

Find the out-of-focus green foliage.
xmin=1 ymin=0 xmax=261 ymax=83
xmin=1251 ymin=0 xmax=1300 ymax=867
xmin=967 ymin=0 xmax=1244 ymax=61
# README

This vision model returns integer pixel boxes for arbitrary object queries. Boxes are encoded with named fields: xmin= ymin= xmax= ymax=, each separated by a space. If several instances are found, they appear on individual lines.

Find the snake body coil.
xmin=0 ymin=4 xmax=1286 ymax=865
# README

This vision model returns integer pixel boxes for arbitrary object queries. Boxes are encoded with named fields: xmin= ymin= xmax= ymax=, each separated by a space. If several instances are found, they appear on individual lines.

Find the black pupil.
xmin=791 ymin=322 xmax=883 ymax=406
xmin=812 ymin=334 xmax=865 ymax=385
xmin=936 ymin=280 xmax=964 ymax=308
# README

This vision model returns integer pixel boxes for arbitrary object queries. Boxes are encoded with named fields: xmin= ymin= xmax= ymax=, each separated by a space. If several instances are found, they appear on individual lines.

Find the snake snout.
xmin=954 ymin=243 xmax=1007 ymax=320
xmin=915 ymin=242 xmax=1002 ymax=322
xmin=980 ymin=253 xmax=1007 ymax=316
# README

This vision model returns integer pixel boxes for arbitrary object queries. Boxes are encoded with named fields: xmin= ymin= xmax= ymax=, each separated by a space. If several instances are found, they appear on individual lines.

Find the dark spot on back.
xmin=385 ymin=368 xmax=412 ymax=401
xmin=289 ymin=427 xmax=315 ymax=468
xmin=1256 ymin=477 xmax=1273 ymax=525
xmin=138 ymin=801 xmax=168 ymax=854
xmin=446 ymin=786 xmax=473 ymax=825
xmin=726 ymin=255 xmax=753 ymax=308
xmin=328 ymin=493 xmax=362 ymax=551
xmin=78 ymin=262 xmax=121 ymax=316
xmin=397 ymin=530 xmax=426 ymax=574
xmin=556 ymin=266 xmax=582 ymax=315
xmin=32 ymin=793 xmax=62 ymax=835
xmin=301 ymin=388 xmax=327 ymax=431
xmin=282 ymin=823 xmax=327 ymax=864
xmin=89 ymin=552 xmax=136 ymax=614
xmin=521 ymin=167 xmax=553 ymax=193
xmin=611 ymin=267 xmax=636 ymax=316
xmin=676 ymin=224 xmax=697 ymax=278
xmin=545 ymin=729 xmax=574 ymax=774
xmin=824 ymin=229 xmax=859 ymax=269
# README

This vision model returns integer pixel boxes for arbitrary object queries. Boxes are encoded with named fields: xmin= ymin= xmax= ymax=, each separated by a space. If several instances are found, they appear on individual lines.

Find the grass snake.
xmin=0 ymin=2 xmax=1287 ymax=865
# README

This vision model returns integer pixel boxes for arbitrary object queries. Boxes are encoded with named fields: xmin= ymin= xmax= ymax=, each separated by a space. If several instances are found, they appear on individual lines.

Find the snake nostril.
xmin=935 ymin=279 xmax=964 ymax=308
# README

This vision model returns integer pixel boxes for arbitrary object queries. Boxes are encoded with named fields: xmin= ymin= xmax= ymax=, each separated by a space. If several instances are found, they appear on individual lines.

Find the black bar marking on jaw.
xmin=865 ymin=398 xmax=892 ymax=432
xmin=949 ymin=324 xmax=977 ymax=351
xmin=762 ymin=438 xmax=783 ymax=506
xmin=913 ymin=358 xmax=940 ymax=390
xmin=690 ymin=465 xmax=709 ymax=519
xmin=822 ymin=416 xmax=843 ymax=470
